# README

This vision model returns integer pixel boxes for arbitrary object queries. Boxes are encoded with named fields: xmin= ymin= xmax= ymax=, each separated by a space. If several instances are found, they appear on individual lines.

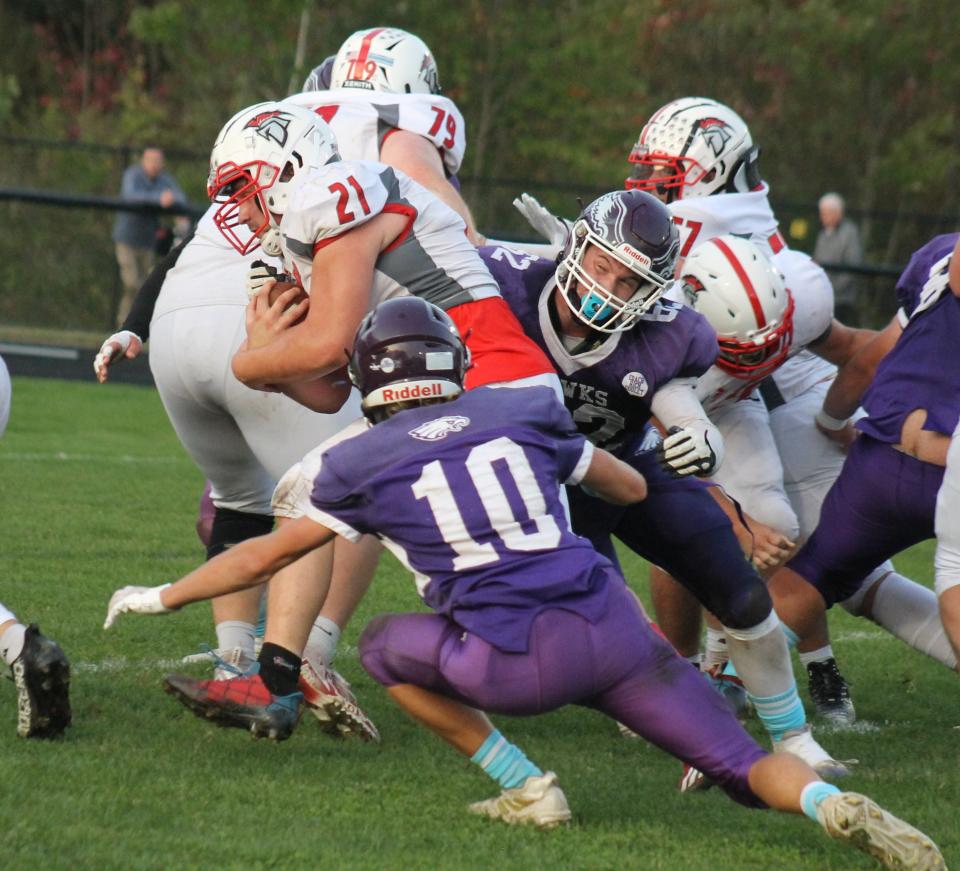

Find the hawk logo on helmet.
xmin=698 ymin=118 xmax=733 ymax=157
xmin=408 ymin=416 xmax=471 ymax=442
xmin=244 ymin=111 xmax=292 ymax=147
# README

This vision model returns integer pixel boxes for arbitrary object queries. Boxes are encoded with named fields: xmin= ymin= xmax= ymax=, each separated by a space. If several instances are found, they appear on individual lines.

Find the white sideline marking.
xmin=0 ymin=451 xmax=188 ymax=464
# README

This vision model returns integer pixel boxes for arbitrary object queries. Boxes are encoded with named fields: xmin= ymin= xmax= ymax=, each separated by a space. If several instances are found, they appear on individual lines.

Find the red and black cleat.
xmin=164 ymin=670 xmax=302 ymax=741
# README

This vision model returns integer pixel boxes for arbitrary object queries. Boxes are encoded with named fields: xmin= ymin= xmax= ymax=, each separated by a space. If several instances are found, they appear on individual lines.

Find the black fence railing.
xmin=5 ymin=131 xmax=953 ymax=332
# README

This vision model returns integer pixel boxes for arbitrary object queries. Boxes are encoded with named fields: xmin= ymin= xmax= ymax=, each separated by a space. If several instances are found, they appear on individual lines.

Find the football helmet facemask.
xmin=680 ymin=235 xmax=794 ymax=379
xmin=208 ymin=101 xmax=339 ymax=256
xmin=331 ymin=28 xmax=440 ymax=95
xmin=349 ymin=297 xmax=469 ymax=423
xmin=555 ymin=190 xmax=679 ymax=333
xmin=626 ymin=97 xmax=760 ymax=202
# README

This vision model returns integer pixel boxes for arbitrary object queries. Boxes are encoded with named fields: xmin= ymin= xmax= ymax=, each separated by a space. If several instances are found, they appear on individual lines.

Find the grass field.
xmin=1 ymin=376 xmax=957 ymax=870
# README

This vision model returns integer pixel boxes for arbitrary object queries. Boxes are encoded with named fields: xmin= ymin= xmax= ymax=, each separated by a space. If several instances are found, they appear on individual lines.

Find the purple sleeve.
xmin=896 ymin=234 xmax=960 ymax=316
xmin=539 ymin=390 xmax=594 ymax=483
xmin=677 ymin=310 xmax=720 ymax=379
xmin=306 ymin=457 xmax=373 ymax=542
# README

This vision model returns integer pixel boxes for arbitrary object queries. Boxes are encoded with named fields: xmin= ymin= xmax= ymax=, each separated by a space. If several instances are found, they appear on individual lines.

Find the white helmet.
xmin=680 ymin=235 xmax=794 ymax=379
xmin=331 ymin=27 xmax=440 ymax=95
xmin=207 ymin=101 xmax=340 ymax=255
xmin=626 ymin=97 xmax=760 ymax=202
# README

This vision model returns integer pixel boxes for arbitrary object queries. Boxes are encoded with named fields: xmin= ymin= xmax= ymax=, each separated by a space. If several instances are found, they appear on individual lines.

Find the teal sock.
xmin=800 ymin=781 xmax=841 ymax=822
xmin=749 ymin=684 xmax=806 ymax=741
xmin=470 ymin=729 xmax=542 ymax=790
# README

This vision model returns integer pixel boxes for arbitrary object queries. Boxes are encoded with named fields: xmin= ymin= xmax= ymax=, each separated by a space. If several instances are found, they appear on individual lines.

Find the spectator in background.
xmin=112 ymin=147 xmax=186 ymax=326
xmin=814 ymin=193 xmax=863 ymax=325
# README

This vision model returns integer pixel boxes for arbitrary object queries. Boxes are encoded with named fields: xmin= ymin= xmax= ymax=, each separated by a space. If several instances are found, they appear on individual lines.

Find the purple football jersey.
xmin=859 ymin=233 xmax=960 ymax=443
xmin=480 ymin=245 xmax=719 ymax=455
xmin=308 ymin=385 xmax=612 ymax=653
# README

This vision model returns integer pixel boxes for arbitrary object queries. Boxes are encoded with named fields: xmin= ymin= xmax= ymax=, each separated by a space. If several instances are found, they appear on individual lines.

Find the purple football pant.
xmin=359 ymin=579 xmax=766 ymax=807
xmin=788 ymin=435 xmax=945 ymax=607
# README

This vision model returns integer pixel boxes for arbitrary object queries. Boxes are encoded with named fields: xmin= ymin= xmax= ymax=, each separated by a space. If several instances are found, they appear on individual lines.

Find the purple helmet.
xmin=348 ymin=297 xmax=469 ymax=422
xmin=302 ymin=55 xmax=336 ymax=92
xmin=555 ymin=189 xmax=679 ymax=332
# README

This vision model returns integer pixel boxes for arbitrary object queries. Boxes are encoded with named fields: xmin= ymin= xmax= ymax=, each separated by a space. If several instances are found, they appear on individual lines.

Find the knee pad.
xmin=206 ymin=507 xmax=274 ymax=560
xmin=715 ymin=579 xmax=773 ymax=632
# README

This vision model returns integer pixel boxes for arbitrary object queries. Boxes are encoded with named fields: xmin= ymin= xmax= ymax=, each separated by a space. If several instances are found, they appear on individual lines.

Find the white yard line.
xmin=74 ymin=644 xmax=360 ymax=674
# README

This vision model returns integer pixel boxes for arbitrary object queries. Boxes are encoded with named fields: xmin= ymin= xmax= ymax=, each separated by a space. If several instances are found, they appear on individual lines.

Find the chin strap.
xmin=260 ymin=226 xmax=283 ymax=257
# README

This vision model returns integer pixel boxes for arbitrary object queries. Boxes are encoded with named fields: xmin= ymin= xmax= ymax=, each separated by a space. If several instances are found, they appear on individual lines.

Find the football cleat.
xmin=807 ymin=658 xmax=856 ymax=727
xmin=678 ymin=763 xmax=714 ymax=794
xmin=773 ymin=725 xmax=851 ymax=779
xmin=179 ymin=646 xmax=256 ymax=681
xmin=164 ymin=667 xmax=302 ymax=741
xmin=298 ymin=660 xmax=380 ymax=742
xmin=817 ymin=792 xmax=945 ymax=870
xmin=12 ymin=625 xmax=71 ymax=739
xmin=468 ymin=772 xmax=572 ymax=829
xmin=704 ymin=663 xmax=752 ymax=721
xmin=617 ymin=721 xmax=640 ymax=739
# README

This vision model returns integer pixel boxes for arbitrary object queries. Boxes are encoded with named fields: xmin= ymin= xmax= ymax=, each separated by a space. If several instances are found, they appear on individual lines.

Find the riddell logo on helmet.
xmin=381 ymin=383 xmax=444 ymax=402
xmin=620 ymin=245 xmax=652 ymax=268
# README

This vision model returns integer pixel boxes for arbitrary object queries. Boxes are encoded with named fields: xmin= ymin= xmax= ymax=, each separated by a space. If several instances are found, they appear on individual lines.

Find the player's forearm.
xmin=581 ymin=448 xmax=647 ymax=505
xmin=159 ymin=539 xmax=281 ymax=610
xmin=279 ymin=373 xmax=353 ymax=413
xmin=232 ymin=332 xmax=349 ymax=388
xmin=821 ymin=316 xmax=901 ymax=419
xmin=809 ymin=320 xmax=877 ymax=368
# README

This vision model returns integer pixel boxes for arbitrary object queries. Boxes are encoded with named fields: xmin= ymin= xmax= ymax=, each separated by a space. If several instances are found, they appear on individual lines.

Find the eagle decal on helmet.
xmin=243 ymin=111 xmax=292 ymax=147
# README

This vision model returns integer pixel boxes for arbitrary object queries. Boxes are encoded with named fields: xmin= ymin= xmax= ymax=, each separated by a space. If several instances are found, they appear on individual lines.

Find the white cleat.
xmin=817 ymin=792 xmax=946 ymax=870
xmin=468 ymin=772 xmax=572 ymax=829
xmin=772 ymin=725 xmax=851 ymax=778
xmin=298 ymin=660 xmax=380 ymax=742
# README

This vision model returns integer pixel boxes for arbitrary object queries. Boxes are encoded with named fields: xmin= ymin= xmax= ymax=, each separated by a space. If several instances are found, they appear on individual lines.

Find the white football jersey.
xmin=280 ymin=159 xmax=499 ymax=310
xmin=669 ymin=184 xmax=837 ymax=406
xmin=153 ymin=204 xmax=258 ymax=318
xmin=285 ymin=89 xmax=466 ymax=176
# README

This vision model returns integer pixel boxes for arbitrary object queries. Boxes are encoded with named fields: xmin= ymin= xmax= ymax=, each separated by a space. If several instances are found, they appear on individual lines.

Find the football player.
xmin=515 ymin=97 xmax=957 ymax=716
xmin=91 ymin=29 xmax=506 ymax=736
xmin=480 ymin=190 xmax=846 ymax=775
xmin=144 ymin=92 xmax=556 ymax=734
xmin=104 ymin=297 xmax=945 ymax=871
xmin=0 ymin=358 xmax=71 ymax=738
xmin=770 ymin=234 xmax=960 ymax=675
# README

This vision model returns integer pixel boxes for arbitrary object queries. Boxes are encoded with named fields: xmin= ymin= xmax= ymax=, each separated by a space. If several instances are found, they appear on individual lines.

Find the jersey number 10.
xmin=412 ymin=436 xmax=562 ymax=570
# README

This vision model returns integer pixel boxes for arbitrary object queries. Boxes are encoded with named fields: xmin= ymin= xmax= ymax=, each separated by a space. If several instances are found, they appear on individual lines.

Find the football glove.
xmin=104 ymin=584 xmax=173 ymax=629
xmin=245 ymin=260 xmax=294 ymax=301
xmin=657 ymin=426 xmax=718 ymax=477
xmin=512 ymin=193 xmax=572 ymax=247
xmin=93 ymin=330 xmax=143 ymax=383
